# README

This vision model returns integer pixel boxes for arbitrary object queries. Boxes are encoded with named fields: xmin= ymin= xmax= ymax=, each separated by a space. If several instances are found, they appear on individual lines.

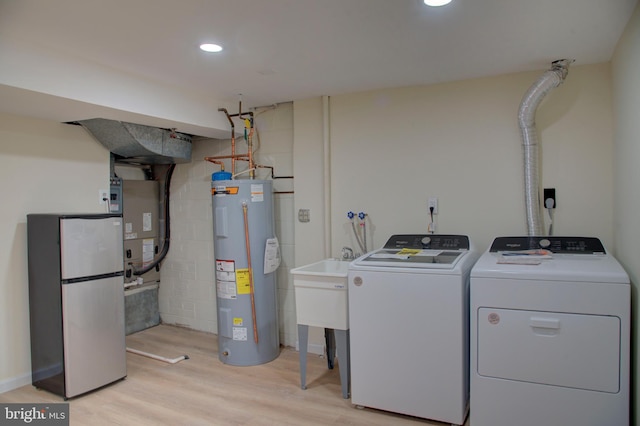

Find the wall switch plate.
xmin=298 ymin=209 xmax=310 ymax=222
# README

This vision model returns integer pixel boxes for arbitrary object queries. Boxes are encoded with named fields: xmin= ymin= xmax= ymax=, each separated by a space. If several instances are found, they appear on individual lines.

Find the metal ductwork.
xmin=75 ymin=118 xmax=192 ymax=165
xmin=517 ymin=59 xmax=572 ymax=236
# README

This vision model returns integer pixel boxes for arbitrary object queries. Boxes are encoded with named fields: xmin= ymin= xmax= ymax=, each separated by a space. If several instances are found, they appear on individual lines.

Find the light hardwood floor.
xmin=1 ymin=324 xmax=459 ymax=425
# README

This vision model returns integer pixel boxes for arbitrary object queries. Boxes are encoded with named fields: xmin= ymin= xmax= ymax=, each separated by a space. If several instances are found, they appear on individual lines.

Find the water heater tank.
xmin=211 ymin=179 xmax=279 ymax=365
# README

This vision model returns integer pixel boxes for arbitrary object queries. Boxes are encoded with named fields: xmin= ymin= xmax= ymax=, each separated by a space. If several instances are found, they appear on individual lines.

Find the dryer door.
xmin=477 ymin=308 xmax=620 ymax=393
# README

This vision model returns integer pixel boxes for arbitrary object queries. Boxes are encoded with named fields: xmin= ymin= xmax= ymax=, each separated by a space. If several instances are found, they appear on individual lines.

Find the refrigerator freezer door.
xmin=60 ymin=216 xmax=124 ymax=279
xmin=62 ymin=275 xmax=126 ymax=397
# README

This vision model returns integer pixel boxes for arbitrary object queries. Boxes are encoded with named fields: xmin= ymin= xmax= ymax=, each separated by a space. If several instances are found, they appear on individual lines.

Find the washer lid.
xmin=353 ymin=248 xmax=467 ymax=269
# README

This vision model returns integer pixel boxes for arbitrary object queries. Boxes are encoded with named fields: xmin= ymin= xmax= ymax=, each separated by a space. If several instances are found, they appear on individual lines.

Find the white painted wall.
xmin=0 ymin=113 xmax=110 ymax=392
xmin=292 ymin=63 xmax=615 ymax=353
xmin=159 ymin=103 xmax=298 ymax=346
xmin=611 ymin=4 xmax=640 ymax=424
xmin=294 ymin=63 xmax=614 ymax=260
xmin=326 ymin=63 xmax=614 ymax=254
xmin=292 ymin=97 xmax=327 ymax=266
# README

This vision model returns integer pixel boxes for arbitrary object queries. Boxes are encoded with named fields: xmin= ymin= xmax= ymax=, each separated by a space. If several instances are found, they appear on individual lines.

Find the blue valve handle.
xmin=347 ymin=211 xmax=355 ymax=219
xmin=358 ymin=212 xmax=366 ymax=220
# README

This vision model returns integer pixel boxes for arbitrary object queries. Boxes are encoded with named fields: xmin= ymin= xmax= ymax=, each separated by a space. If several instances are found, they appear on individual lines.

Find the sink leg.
xmin=335 ymin=329 xmax=350 ymax=399
xmin=298 ymin=324 xmax=309 ymax=390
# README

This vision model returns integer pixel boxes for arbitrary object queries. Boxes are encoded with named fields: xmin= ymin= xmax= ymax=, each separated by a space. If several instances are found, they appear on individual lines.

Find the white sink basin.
xmin=291 ymin=259 xmax=350 ymax=329
xmin=290 ymin=259 xmax=349 ymax=280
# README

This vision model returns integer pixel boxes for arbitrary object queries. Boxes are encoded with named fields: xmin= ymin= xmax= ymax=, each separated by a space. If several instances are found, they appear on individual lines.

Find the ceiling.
xmin=0 ymin=0 xmax=636 ymax=138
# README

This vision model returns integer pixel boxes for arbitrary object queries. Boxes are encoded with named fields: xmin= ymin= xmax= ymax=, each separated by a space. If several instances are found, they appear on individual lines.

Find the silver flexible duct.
xmin=517 ymin=59 xmax=572 ymax=235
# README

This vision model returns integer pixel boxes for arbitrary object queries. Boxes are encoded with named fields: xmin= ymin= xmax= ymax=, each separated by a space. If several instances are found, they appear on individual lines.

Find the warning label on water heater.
xmin=216 ymin=260 xmax=237 ymax=299
xmin=217 ymin=281 xmax=236 ymax=299
xmin=250 ymin=184 xmax=264 ymax=202
xmin=236 ymin=268 xmax=251 ymax=294
xmin=233 ymin=327 xmax=248 ymax=341
xmin=212 ymin=186 xmax=239 ymax=196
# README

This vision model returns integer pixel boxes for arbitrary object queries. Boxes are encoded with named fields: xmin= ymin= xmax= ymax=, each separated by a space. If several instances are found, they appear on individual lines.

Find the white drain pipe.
xmin=126 ymin=347 xmax=189 ymax=364
xmin=518 ymin=59 xmax=572 ymax=235
xmin=323 ymin=95 xmax=332 ymax=259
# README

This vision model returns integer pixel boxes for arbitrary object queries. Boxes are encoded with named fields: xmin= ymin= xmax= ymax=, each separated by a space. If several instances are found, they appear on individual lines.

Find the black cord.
xmin=132 ymin=164 xmax=175 ymax=275
xmin=429 ymin=206 xmax=434 ymax=234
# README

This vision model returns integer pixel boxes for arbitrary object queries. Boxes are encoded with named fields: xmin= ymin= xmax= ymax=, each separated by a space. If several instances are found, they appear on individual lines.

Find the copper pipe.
xmin=218 ymin=103 xmax=257 ymax=177
xmin=217 ymin=108 xmax=235 ymax=128
xmin=205 ymin=159 xmax=225 ymax=170
xmin=205 ymin=155 xmax=250 ymax=161
xmin=231 ymin=132 xmax=236 ymax=175
xmin=218 ymin=108 xmax=237 ymax=175
xmin=248 ymin=126 xmax=255 ymax=179
xmin=242 ymin=202 xmax=258 ymax=344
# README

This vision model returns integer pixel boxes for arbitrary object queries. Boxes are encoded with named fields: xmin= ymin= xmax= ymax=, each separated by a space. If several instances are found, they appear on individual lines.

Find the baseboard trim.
xmin=0 ymin=372 xmax=31 ymax=394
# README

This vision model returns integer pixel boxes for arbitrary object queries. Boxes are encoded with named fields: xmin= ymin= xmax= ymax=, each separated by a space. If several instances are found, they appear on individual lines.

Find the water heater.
xmin=211 ymin=179 xmax=280 ymax=365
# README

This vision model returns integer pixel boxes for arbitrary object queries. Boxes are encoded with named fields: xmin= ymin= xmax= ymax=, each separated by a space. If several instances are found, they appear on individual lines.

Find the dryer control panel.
xmin=489 ymin=236 xmax=606 ymax=254
xmin=383 ymin=234 xmax=470 ymax=250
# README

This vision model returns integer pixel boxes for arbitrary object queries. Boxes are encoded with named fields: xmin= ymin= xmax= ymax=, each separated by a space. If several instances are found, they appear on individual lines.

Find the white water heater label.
xmin=217 ymin=280 xmax=237 ymax=300
xmin=216 ymin=271 xmax=235 ymax=281
xmin=233 ymin=327 xmax=248 ymax=341
xmin=250 ymin=184 xmax=264 ymax=202
xmin=264 ymin=237 xmax=281 ymax=274
xmin=216 ymin=260 xmax=237 ymax=299
xmin=216 ymin=260 xmax=235 ymax=272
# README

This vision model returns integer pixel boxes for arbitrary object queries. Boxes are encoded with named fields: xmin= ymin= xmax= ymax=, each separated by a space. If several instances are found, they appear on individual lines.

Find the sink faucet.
xmin=341 ymin=246 xmax=354 ymax=260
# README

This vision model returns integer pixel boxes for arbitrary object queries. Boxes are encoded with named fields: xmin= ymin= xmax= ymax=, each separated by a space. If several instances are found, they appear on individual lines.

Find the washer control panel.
xmin=489 ymin=236 xmax=606 ymax=254
xmin=383 ymin=234 xmax=470 ymax=250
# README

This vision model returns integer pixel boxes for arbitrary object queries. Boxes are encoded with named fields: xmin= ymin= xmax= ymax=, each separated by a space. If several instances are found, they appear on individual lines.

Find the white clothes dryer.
xmin=348 ymin=234 xmax=478 ymax=425
xmin=470 ymin=236 xmax=630 ymax=426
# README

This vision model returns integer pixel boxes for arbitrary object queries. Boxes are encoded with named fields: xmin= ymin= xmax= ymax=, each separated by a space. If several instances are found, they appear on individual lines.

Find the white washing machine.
xmin=470 ymin=236 xmax=630 ymax=426
xmin=348 ymin=234 xmax=478 ymax=425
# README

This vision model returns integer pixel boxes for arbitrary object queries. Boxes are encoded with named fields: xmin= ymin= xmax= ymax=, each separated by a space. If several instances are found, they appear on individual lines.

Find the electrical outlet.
xmin=99 ymin=189 xmax=109 ymax=205
xmin=543 ymin=188 xmax=556 ymax=209
xmin=428 ymin=197 xmax=438 ymax=214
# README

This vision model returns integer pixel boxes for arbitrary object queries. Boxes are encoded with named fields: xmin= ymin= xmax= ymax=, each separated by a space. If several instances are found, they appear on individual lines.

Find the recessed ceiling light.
xmin=424 ymin=0 xmax=452 ymax=6
xmin=200 ymin=43 xmax=223 ymax=53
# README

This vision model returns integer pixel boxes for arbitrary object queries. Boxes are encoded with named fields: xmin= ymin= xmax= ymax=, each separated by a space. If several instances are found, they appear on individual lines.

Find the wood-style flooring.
xmin=1 ymin=324 xmax=458 ymax=425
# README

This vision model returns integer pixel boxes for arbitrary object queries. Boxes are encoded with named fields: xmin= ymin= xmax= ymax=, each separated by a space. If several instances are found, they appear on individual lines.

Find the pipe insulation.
xmin=517 ymin=59 xmax=572 ymax=235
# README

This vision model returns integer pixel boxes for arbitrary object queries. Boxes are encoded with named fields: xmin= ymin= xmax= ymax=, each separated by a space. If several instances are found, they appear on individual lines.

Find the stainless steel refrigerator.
xmin=27 ymin=213 xmax=127 ymax=399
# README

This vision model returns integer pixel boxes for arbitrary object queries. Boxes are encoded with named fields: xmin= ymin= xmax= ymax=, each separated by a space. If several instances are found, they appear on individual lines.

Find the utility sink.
xmin=291 ymin=259 xmax=350 ymax=330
